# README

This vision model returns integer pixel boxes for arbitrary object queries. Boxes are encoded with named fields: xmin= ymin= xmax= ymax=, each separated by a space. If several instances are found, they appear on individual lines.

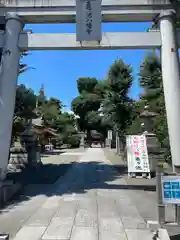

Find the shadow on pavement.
xmin=41 ymin=150 xmax=66 ymax=157
xmin=1 ymin=161 xmax=157 ymax=214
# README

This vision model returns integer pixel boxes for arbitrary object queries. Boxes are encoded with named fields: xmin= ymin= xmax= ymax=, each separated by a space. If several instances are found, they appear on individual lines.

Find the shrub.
xmin=67 ymin=134 xmax=80 ymax=148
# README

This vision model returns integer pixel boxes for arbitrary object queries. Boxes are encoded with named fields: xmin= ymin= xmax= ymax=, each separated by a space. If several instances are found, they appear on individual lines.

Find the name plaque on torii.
xmin=76 ymin=0 xmax=102 ymax=42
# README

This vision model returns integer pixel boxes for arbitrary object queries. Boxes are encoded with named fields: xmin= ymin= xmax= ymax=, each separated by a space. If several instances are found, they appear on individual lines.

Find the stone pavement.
xmin=2 ymin=148 xmax=153 ymax=240
xmin=0 ymin=149 xmax=83 ymax=238
xmin=104 ymin=149 xmax=180 ymax=239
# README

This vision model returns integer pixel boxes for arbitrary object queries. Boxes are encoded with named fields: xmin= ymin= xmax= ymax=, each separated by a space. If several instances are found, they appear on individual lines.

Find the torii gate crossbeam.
xmin=0 ymin=31 xmax=164 ymax=50
xmin=0 ymin=0 xmax=176 ymax=23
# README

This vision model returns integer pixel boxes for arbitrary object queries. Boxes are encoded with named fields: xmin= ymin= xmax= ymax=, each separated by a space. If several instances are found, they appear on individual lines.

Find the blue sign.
xmin=162 ymin=176 xmax=180 ymax=204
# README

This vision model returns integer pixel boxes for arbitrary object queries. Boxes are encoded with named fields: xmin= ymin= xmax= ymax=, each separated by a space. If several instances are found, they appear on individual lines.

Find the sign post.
xmin=154 ymin=173 xmax=180 ymax=226
xmin=175 ymin=204 xmax=180 ymax=225
xmin=76 ymin=0 xmax=102 ymax=42
xmin=156 ymin=164 xmax=165 ymax=225
xmin=161 ymin=175 xmax=180 ymax=225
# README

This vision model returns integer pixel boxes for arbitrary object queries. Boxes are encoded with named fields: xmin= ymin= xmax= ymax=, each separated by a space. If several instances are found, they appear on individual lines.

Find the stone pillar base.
xmin=0 ymin=180 xmax=21 ymax=208
xmin=174 ymin=165 xmax=180 ymax=174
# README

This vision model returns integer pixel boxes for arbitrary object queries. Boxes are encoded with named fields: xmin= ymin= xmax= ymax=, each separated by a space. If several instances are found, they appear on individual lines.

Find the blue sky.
xmin=18 ymin=22 xmax=152 ymax=111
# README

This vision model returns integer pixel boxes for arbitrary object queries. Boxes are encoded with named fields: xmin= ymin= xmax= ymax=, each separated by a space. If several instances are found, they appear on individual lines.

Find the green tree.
xmin=55 ymin=112 xmax=79 ymax=147
xmin=126 ymin=100 xmax=145 ymax=135
xmin=15 ymin=84 xmax=36 ymax=118
xmin=77 ymin=77 xmax=98 ymax=94
xmin=138 ymin=52 xmax=170 ymax=161
xmin=93 ymin=80 xmax=108 ymax=99
xmin=12 ymin=83 xmax=80 ymax=148
xmin=41 ymin=98 xmax=63 ymax=128
xmin=12 ymin=84 xmax=37 ymax=141
xmin=102 ymin=59 xmax=134 ymax=135
xmin=139 ymin=52 xmax=162 ymax=111
xmin=71 ymin=77 xmax=108 ymax=143
xmin=71 ymin=78 xmax=103 ymax=132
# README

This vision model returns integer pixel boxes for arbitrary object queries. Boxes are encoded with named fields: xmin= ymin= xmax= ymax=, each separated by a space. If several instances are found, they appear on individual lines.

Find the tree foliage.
xmin=77 ymin=77 xmax=98 ymax=94
xmin=129 ymin=52 xmax=171 ymax=161
xmin=36 ymin=90 xmax=79 ymax=147
xmin=12 ymin=84 xmax=37 ymax=141
xmin=126 ymin=100 xmax=145 ymax=135
xmin=12 ymin=85 xmax=79 ymax=148
xmin=15 ymin=84 xmax=36 ymax=118
xmin=102 ymin=59 xmax=134 ymax=134
xmin=71 ymin=77 xmax=106 ymax=133
xmin=139 ymin=52 xmax=163 ymax=111
xmin=71 ymin=60 xmax=135 ymax=143
xmin=41 ymin=98 xmax=63 ymax=128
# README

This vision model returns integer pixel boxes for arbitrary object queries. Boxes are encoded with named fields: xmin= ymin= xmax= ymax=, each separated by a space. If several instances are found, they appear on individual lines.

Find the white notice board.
xmin=126 ymin=135 xmax=150 ymax=173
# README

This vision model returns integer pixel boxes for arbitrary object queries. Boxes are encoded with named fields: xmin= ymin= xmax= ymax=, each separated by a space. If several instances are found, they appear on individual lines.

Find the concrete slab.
xmin=77 ymin=199 xmax=97 ymax=211
xmin=97 ymin=200 xmax=119 ymax=218
xmin=99 ymin=217 xmax=127 ymax=240
xmin=60 ymin=152 xmax=83 ymax=156
xmin=41 ymin=196 xmax=61 ymax=209
xmin=0 ymin=193 xmax=48 ymax=239
xmin=13 ymin=226 xmax=46 ymax=240
xmin=42 ymin=217 xmax=74 ymax=240
xmin=26 ymin=207 xmax=57 ymax=227
xmin=75 ymin=209 xmax=97 ymax=227
xmin=99 ymin=231 xmax=127 ymax=240
xmin=54 ymin=201 xmax=78 ymax=218
xmin=99 ymin=217 xmax=124 ymax=231
xmin=125 ymin=229 xmax=153 ymax=240
xmin=70 ymin=226 xmax=98 ymax=240
xmin=120 ymin=216 xmax=146 ymax=229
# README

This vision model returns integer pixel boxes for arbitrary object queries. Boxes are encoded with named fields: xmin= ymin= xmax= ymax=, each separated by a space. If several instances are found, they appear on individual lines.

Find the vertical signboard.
xmin=126 ymin=135 xmax=150 ymax=174
xmin=76 ymin=0 xmax=102 ymax=41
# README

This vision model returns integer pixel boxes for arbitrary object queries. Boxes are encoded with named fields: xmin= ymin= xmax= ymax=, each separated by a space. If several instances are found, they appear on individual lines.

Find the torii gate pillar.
xmin=0 ymin=13 xmax=23 ymax=180
xmin=159 ymin=10 xmax=180 ymax=172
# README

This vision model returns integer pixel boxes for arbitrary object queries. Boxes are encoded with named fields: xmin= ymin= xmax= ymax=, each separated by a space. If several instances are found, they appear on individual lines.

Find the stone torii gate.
xmin=0 ymin=0 xmax=180 ymax=179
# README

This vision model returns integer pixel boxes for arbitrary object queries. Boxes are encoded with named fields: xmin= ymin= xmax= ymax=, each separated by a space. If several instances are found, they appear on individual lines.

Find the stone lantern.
xmin=139 ymin=105 xmax=162 ymax=174
xmin=21 ymin=117 xmax=41 ymax=167
xmin=79 ymin=131 xmax=86 ymax=148
xmin=73 ymin=113 xmax=85 ymax=148
xmin=139 ymin=105 xmax=157 ymax=135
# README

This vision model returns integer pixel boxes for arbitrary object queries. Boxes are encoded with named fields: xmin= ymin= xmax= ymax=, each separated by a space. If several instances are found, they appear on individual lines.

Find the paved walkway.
xmin=1 ymin=148 xmax=153 ymax=240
